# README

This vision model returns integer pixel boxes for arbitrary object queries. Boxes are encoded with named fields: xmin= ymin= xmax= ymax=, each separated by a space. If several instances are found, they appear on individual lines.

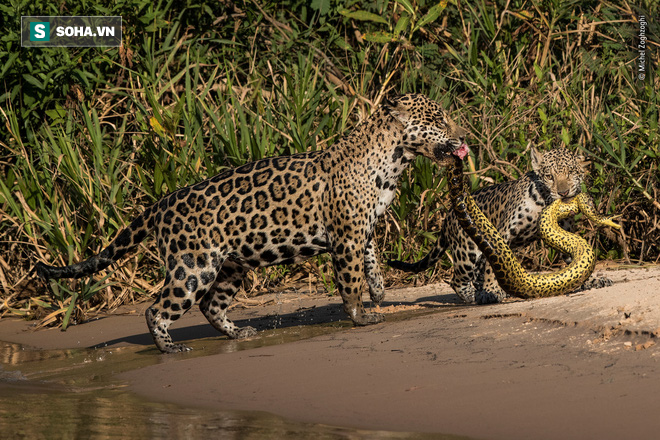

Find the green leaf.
xmin=339 ymin=9 xmax=389 ymax=25
xmin=154 ymin=163 xmax=164 ymax=195
xmin=0 ymin=52 xmax=19 ymax=77
xmin=61 ymin=291 xmax=78 ymax=331
xmin=22 ymin=74 xmax=44 ymax=89
xmin=311 ymin=0 xmax=331 ymax=16
xmin=561 ymin=127 xmax=570 ymax=146
xmin=32 ymin=298 xmax=53 ymax=309
xmin=362 ymin=31 xmax=396 ymax=43
xmin=394 ymin=0 xmax=415 ymax=16
xmin=45 ymin=108 xmax=67 ymax=124
xmin=641 ymin=148 xmax=657 ymax=158
xmin=533 ymin=62 xmax=543 ymax=80
xmin=333 ymin=37 xmax=353 ymax=51
xmin=443 ymin=42 xmax=460 ymax=59
xmin=538 ymin=108 xmax=547 ymax=123
xmin=394 ymin=13 xmax=411 ymax=36
xmin=413 ymin=1 xmax=447 ymax=32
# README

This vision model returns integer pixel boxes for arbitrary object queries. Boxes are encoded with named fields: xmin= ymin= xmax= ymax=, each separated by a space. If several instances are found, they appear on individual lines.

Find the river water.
xmin=0 ymin=315 xmax=469 ymax=440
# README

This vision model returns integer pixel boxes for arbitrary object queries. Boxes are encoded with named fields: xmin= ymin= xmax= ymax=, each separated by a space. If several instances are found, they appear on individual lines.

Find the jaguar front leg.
xmin=332 ymin=239 xmax=384 ymax=326
xmin=364 ymin=238 xmax=385 ymax=306
xmin=450 ymin=259 xmax=478 ymax=303
xmin=475 ymin=258 xmax=507 ymax=304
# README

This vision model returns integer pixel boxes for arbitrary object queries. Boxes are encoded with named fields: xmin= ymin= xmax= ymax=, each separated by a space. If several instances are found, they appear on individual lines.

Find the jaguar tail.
xmin=388 ymin=242 xmax=448 ymax=273
xmin=34 ymin=207 xmax=156 ymax=281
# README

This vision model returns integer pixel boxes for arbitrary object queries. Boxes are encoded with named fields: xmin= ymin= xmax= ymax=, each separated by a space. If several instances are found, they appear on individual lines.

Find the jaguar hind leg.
xmin=450 ymin=276 xmax=476 ymax=303
xmin=199 ymin=260 xmax=257 ymax=339
xmin=146 ymin=306 xmax=192 ymax=353
xmin=146 ymin=253 xmax=225 ymax=353
xmin=146 ymin=278 xmax=208 ymax=353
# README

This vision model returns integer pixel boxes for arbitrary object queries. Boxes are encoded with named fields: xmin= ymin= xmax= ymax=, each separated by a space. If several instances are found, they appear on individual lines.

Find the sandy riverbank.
xmin=2 ymin=264 xmax=659 ymax=439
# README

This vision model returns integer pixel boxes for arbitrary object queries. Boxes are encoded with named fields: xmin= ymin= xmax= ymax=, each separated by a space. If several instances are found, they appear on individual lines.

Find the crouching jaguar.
xmin=389 ymin=147 xmax=602 ymax=304
xmin=35 ymin=94 xmax=469 ymax=353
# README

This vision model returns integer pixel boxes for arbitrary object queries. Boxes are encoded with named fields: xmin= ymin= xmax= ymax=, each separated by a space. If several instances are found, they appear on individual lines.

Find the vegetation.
xmin=1 ymin=0 xmax=658 ymax=326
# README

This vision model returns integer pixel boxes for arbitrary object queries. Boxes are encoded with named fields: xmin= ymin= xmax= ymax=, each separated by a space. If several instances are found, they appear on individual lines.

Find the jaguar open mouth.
xmin=433 ymin=142 xmax=470 ymax=163
xmin=452 ymin=143 xmax=470 ymax=160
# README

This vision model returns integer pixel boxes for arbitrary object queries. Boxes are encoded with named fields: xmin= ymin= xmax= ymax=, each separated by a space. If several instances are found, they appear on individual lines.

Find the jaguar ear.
xmin=576 ymin=151 xmax=590 ymax=171
xmin=382 ymin=95 xmax=396 ymax=108
xmin=530 ymin=146 xmax=543 ymax=172
xmin=386 ymin=95 xmax=410 ymax=125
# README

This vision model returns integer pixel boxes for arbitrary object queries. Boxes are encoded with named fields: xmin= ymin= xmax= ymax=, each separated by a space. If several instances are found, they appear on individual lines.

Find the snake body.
xmin=447 ymin=156 xmax=620 ymax=298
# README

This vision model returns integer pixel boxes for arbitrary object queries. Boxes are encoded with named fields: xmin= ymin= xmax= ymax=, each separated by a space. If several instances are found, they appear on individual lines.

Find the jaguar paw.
xmin=161 ymin=343 xmax=193 ymax=354
xmin=475 ymin=289 xmax=506 ymax=305
xmin=352 ymin=312 xmax=385 ymax=326
xmin=577 ymin=277 xmax=614 ymax=291
xmin=237 ymin=326 xmax=258 ymax=338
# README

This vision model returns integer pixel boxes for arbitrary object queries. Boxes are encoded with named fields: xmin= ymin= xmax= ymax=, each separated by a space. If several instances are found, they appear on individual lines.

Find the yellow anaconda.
xmin=447 ymin=156 xmax=620 ymax=298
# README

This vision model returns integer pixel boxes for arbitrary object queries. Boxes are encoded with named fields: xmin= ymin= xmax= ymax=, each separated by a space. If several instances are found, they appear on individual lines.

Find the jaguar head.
xmin=386 ymin=94 xmax=469 ymax=164
xmin=531 ymin=147 xmax=587 ymax=202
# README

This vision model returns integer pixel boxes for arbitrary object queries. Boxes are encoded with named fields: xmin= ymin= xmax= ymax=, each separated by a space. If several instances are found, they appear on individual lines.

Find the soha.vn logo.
xmin=23 ymin=17 xmax=121 ymax=47
xmin=30 ymin=22 xmax=50 ymax=41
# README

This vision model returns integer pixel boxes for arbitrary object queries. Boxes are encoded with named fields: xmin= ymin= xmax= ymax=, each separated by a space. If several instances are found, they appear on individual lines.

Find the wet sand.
xmin=2 ymin=264 xmax=660 ymax=439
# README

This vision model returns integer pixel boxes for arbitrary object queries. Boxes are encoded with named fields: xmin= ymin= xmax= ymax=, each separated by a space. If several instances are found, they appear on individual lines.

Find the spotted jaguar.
xmin=35 ymin=94 xmax=469 ymax=353
xmin=389 ymin=147 xmax=594 ymax=304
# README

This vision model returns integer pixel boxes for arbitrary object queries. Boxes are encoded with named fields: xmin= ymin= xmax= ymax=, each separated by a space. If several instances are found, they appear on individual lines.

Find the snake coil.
xmin=447 ymin=156 xmax=620 ymax=298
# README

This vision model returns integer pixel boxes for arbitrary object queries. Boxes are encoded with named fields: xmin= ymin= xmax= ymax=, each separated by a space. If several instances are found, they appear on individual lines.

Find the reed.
xmin=1 ymin=0 xmax=657 ymax=324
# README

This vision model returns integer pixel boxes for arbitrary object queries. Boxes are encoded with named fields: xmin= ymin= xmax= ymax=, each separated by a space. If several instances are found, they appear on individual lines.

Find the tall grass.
xmin=1 ymin=0 xmax=658 ymax=325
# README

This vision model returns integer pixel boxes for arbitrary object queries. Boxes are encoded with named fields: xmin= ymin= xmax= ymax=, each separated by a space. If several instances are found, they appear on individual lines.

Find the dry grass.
xmin=0 ymin=0 xmax=658 ymax=326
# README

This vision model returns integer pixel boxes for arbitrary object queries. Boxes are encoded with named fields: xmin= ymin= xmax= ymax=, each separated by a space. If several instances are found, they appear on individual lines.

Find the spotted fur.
xmin=389 ymin=147 xmax=588 ymax=304
xmin=34 ymin=94 xmax=467 ymax=353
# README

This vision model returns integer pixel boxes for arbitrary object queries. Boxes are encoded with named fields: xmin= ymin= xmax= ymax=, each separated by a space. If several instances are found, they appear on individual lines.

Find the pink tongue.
xmin=452 ymin=143 xmax=470 ymax=160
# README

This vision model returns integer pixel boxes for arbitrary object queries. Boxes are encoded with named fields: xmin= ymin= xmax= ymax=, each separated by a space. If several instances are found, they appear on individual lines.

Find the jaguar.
xmin=35 ymin=93 xmax=469 ymax=353
xmin=389 ymin=147 xmax=591 ymax=304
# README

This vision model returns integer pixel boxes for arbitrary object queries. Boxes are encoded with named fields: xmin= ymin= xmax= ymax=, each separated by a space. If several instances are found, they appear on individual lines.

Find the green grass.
xmin=0 ymin=0 xmax=658 ymax=325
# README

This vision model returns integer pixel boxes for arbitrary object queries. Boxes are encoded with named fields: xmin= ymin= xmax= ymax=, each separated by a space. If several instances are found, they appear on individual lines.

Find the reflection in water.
xmin=1 ymin=381 xmax=469 ymax=439
xmin=2 ymin=383 xmax=426 ymax=439
xmin=0 ymin=312 xmax=469 ymax=440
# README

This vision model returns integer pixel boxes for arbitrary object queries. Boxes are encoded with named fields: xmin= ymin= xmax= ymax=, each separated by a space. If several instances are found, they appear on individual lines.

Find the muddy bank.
xmin=2 ymin=265 xmax=660 ymax=439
